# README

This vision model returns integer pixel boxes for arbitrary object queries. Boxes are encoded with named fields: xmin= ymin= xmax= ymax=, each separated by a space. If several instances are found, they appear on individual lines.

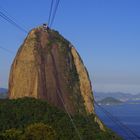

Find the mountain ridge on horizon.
xmin=94 ymin=91 xmax=140 ymax=101
xmin=1 ymin=87 xmax=139 ymax=95
xmin=0 ymin=88 xmax=7 ymax=93
xmin=1 ymin=87 xmax=140 ymax=101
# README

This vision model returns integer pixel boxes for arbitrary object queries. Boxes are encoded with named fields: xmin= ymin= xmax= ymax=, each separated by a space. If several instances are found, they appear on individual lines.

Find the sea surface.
xmin=95 ymin=102 xmax=140 ymax=140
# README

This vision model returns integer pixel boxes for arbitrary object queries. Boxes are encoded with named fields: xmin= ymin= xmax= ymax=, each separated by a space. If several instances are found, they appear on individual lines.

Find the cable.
xmin=0 ymin=11 xmax=27 ymax=33
xmin=56 ymin=89 xmax=82 ymax=140
xmin=50 ymin=0 xmax=60 ymax=27
xmin=95 ymin=101 xmax=140 ymax=140
xmin=95 ymin=101 xmax=139 ymax=139
xmin=0 ymin=6 xmax=27 ymax=30
xmin=95 ymin=101 xmax=132 ymax=138
xmin=48 ymin=0 xmax=54 ymax=26
xmin=0 ymin=11 xmax=28 ymax=33
xmin=50 ymin=53 xmax=82 ymax=140
xmin=0 ymin=46 xmax=14 ymax=54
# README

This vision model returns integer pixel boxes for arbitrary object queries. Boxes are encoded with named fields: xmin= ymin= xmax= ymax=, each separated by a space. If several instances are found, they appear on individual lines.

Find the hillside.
xmin=0 ymin=98 xmax=121 ymax=140
xmin=98 ymin=97 xmax=123 ymax=105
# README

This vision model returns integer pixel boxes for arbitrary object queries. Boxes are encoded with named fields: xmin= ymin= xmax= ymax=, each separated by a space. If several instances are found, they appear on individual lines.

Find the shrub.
xmin=22 ymin=123 xmax=57 ymax=140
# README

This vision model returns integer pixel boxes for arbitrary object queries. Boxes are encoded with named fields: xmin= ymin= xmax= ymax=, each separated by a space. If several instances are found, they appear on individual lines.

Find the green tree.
xmin=22 ymin=123 xmax=57 ymax=140
xmin=1 ymin=128 xmax=22 ymax=140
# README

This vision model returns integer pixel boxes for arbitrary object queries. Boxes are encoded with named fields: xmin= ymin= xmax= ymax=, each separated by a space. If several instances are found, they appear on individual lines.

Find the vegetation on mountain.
xmin=0 ymin=98 xmax=121 ymax=140
xmin=0 ymin=93 xmax=7 ymax=99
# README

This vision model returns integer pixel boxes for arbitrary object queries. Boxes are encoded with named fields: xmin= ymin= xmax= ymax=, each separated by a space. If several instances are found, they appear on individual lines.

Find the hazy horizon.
xmin=0 ymin=0 xmax=140 ymax=94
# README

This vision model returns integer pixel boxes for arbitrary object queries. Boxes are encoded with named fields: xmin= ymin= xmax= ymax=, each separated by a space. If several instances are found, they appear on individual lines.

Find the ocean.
xmin=95 ymin=103 xmax=140 ymax=140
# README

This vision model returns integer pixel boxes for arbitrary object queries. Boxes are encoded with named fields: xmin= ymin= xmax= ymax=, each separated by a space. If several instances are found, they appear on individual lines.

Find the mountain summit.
xmin=8 ymin=26 xmax=94 ymax=115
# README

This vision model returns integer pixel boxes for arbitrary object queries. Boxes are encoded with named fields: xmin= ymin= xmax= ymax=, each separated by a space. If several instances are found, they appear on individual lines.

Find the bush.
xmin=22 ymin=123 xmax=57 ymax=140
xmin=0 ymin=128 xmax=22 ymax=140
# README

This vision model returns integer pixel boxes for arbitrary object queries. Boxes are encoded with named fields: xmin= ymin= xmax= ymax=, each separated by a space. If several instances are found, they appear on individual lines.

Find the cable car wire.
xmin=50 ymin=53 xmax=82 ymax=140
xmin=0 ymin=45 xmax=14 ymax=54
xmin=48 ymin=0 xmax=54 ymax=26
xmin=0 ymin=10 xmax=28 ymax=33
xmin=0 ymin=6 xmax=27 ymax=31
xmin=50 ymin=0 xmax=60 ymax=27
xmin=95 ymin=101 xmax=140 ymax=139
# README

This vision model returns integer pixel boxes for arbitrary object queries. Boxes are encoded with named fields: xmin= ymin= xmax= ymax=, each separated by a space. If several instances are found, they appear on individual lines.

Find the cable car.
xmin=43 ymin=23 xmax=48 ymax=30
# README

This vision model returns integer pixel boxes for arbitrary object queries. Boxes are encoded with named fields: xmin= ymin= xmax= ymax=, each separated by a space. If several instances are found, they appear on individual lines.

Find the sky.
xmin=0 ymin=0 xmax=140 ymax=94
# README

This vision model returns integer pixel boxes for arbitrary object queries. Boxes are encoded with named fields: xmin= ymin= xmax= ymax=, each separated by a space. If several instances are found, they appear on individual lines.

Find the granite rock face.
xmin=8 ymin=27 xmax=95 ymax=115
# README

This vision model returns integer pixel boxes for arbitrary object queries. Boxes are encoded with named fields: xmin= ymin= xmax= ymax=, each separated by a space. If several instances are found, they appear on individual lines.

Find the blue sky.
xmin=0 ymin=0 xmax=140 ymax=93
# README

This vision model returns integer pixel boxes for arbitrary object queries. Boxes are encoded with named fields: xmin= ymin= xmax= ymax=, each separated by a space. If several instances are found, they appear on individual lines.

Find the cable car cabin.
xmin=43 ymin=23 xmax=48 ymax=31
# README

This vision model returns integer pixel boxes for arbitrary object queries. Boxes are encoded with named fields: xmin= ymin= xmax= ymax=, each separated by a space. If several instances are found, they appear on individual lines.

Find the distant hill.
xmin=98 ymin=97 xmax=123 ymax=105
xmin=94 ymin=92 xmax=140 ymax=101
xmin=0 ymin=88 xmax=8 ymax=99
xmin=131 ymin=93 xmax=140 ymax=101
xmin=0 ymin=88 xmax=7 ymax=93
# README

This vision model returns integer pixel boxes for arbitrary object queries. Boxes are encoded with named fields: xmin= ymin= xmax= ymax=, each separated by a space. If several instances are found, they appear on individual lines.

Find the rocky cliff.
xmin=8 ymin=27 xmax=94 ymax=115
